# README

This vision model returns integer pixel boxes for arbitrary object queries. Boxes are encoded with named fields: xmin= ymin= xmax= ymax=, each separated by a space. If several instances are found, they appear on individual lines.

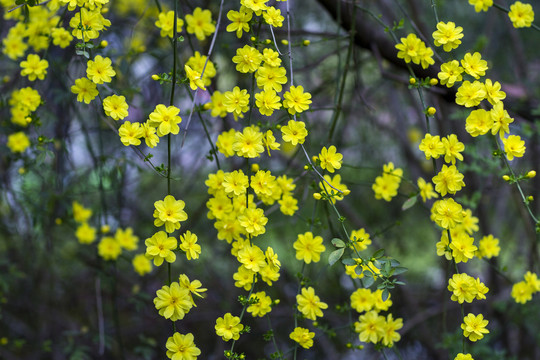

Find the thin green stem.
xmin=267 ymin=315 xmax=284 ymax=360
xmin=494 ymin=138 xmax=538 ymax=224
xmin=229 ymin=278 xmax=256 ymax=355
xmin=430 ymin=0 xmax=440 ymax=24
xmin=327 ymin=1 xmax=356 ymax=142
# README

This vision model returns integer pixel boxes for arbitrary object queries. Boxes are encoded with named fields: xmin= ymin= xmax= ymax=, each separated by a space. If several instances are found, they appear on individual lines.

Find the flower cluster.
xmin=511 ymin=271 xmax=540 ymax=304
xmin=372 ymin=162 xmax=403 ymax=202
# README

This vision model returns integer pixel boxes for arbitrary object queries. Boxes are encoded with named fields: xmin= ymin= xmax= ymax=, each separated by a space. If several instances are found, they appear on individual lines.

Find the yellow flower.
xmin=154 ymin=282 xmax=193 ymax=321
xmin=232 ymin=45 xmax=263 ymax=73
xmin=132 ymin=254 xmax=152 ymax=276
xmin=281 ymin=120 xmax=308 ymax=145
xmin=118 ymin=121 xmax=143 ymax=146
xmin=155 ymin=10 xmax=184 ymax=38
xmin=75 ymin=222 xmax=97 ymax=244
xmin=289 ymin=327 xmax=315 ymax=349
xmin=86 ymin=55 xmax=116 ymax=84
xmin=147 ymin=104 xmax=182 ymax=137
xmin=185 ymin=65 xmax=206 ymax=91
xmin=144 ymin=231 xmax=177 ymax=266
xmin=490 ymin=102 xmax=513 ymax=138
xmin=318 ymin=145 xmax=343 ymax=173
xmin=469 ymin=0 xmax=493 ymax=12
xmin=20 ymin=54 xmax=48 ymax=81
xmin=477 ymin=235 xmax=500 ymax=259
xmin=461 ymin=313 xmax=489 ymax=342
xmin=432 ymin=21 xmax=464 ymax=52
xmin=232 ymin=126 xmax=264 ymax=158
xmin=71 ymin=77 xmax=99 ymax=104
xmin=114 ymin=227 xmax=139 ymax=250
xmin=72 ymin=201 xmax=92 ymax=223
xmin=508 ymin=1 xmax=535 ymax=28
xmin=465 ymin=109 xmax=491 ymax=137
xmin=297 ymin=286 xmax=328 ymax=320
xmin=238 ymin=208 xmax=268 ymax=237
xmin=153 ymin=195 xmax=188 ymax=233
xmin=432 ymin=164 xmax=465 ymax=196
xmin=350 ymin=288 xmax=375 ymax=313
xmin=456 ymin=80 xmax=486 ymax=107
xmin=461 ymin=53 xmax=488 ymax=79
xmin=283 ymin=85 xmax=312 ymax=115
xmin=350 ymin=228 xmax=372 ymax=251
xmin=98 ymin=237 xmax=122 ymax=261
xmin=293 ymin=232 xmax=325 ymax=263
xmin=103 ymin=94 xmax=129 ymax=120
xmin=185 ymin=7 xmax=215 ymax=41
xmin=355 ymin=310 xmax=385 ymax=344
xmin=502 ymin=135 xmax=526 ymax=160
xmin=179 ymin=230 xmax=201 ymax=260
xmin=223 ymin=86 xmax=250 ymax=116
xmin=263 ymin=6 xmax=284 ymax=27
xmin=226 ymin=9 xmax=252 ymax=38
xmin=215 ymin=313 xmax=243 ymax=341
xmin=223 ymin=170 xmax=249 ymax=196
xmin=51 ymin=27 xmax=73 ymax=48
xmin=247 ymin=291 xmax=273 ymax=317
xmin=255 ymin=89 xmax=282 ymax=116
xmin=7 ymin=132 xmax=31 ymax=153
xmin=165 ymin=333 xmax=201 ymax=360
xmin=417 ymin=177 xmax=438 ymax=202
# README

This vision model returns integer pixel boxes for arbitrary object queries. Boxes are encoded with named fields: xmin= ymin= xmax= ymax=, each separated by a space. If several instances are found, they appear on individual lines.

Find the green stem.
xmin=267 ymin=315 xmax=284 ymax=360
xmin=430 ymin=0 xmax=440 ymax=24
xmin=328 ymin=2 xmax=356 ymax=142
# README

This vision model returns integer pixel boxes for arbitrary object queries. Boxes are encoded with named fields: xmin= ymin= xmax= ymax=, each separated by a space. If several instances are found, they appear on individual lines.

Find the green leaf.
xmin=381 ymin=289 xmax=390 ymax=301
xmin=362 ymin=276 xmax=375 ymax=288
xmin=372 ymin=249 xmax=385 ymax=259
xmin=331 ymin=238 xmax=346 ymax=248
xmin=392 ymin=266 xmax=408 ymax=275
xmin=341 ymin=257 xmax=356 ymax=266
xmin=401 ymin=196 xmax=417 ymax=211
xmin=328 ymin=248 xmax=344 ymax=266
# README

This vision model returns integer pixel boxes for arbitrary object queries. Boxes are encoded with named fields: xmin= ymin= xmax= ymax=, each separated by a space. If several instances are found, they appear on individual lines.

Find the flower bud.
xmin=251 ymin=163 xmax=260 ymax=172
xmin=151 ymin=74 xmax=160 ymax=81
xmin=100 ymin=40 xmax=108 ymax=48
xmin=409 ymin=77 xmax=416 ymax=85
xmin=281 ymin=39 xmax=289 ymax=45
xmin=527 ymin=170 xmax=536 ymax=178
xmin=427 ymin=107 xmax=436 ymax=116
xmin=502 ymin=175 xmax=510 ymax=181
xmin=429 ymin=78 xmax=438 ymax=86
xmin=313 ymin=192 xmax=322 ymax=200
xmin=303 ymin=39 xmax=310 ymax=46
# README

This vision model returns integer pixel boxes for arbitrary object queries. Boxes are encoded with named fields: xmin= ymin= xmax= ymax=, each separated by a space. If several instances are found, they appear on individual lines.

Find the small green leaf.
xmin=381 ymin=289 xmax=390 ymax=301
xmin=331 ymin=238 xmax=346 ymax=248
xmin=328 ymin=248 xmax=344 ymax=266
xmin=363 ymin=276 xmax=375 ymax=288
xmin=341 ymin=257 xmax=356 ymax=266
xmin=392 ymin=266 xmax=408 ymax=275
xmin=395 ymin=281 xmax=406 ymax=286
xmin=372 ymin=249 xmax=385 ymax=259
xmin=402 ymin=196 xmax=417 ymax=211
